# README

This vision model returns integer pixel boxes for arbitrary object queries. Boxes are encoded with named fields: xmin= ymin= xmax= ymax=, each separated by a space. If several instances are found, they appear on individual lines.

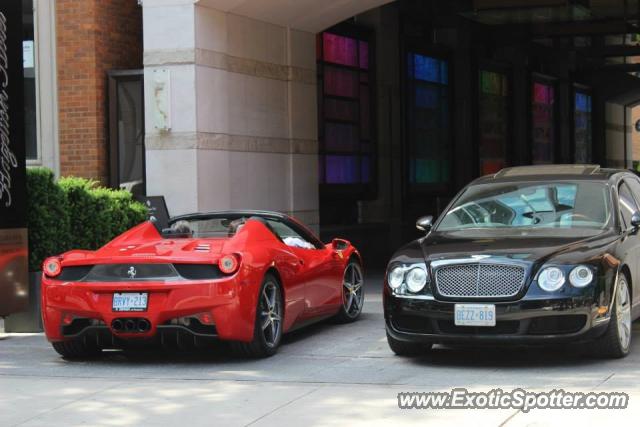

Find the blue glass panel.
xmin=575 ymin=92 xmax=591 ymax=113
xmin=411 ymin=54 xmax=448 ymax=84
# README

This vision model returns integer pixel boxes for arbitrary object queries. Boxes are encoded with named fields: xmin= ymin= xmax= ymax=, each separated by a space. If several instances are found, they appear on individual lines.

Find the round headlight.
xmin=406 ymin=268 xmax=428 ymax=293
xmin=388 ymin=267 xmax=404 ymax=289
xmin=569 ymin=265 xmax=593 ymax=288
xmin=538 ymin=267 xmax=565 ymax=292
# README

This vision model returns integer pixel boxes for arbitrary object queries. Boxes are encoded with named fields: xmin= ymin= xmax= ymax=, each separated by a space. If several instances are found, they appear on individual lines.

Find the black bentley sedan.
xmin=384 ymin=165 xmax=639 ymax=358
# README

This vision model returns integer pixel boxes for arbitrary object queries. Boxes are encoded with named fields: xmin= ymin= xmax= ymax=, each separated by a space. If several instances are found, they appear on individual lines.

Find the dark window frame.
xmin=317 ymin=23 xmax=377 ymax=200
xmin=107 ymin=69 xmax=146 ymax=195
xmin=402 ymin=43 xmax=454 ymax=196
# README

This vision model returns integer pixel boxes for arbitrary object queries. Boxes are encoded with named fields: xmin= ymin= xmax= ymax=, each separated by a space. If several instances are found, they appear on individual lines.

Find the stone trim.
xmin=146 ymin=132 xmax=318 ymax=154
xmin=144 ymin=48 xmax=315 ymax=85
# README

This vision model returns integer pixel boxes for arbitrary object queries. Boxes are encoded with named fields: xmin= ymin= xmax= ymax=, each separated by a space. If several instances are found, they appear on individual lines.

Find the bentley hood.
xmin=419 ymin=228 xmax=619 ymax=266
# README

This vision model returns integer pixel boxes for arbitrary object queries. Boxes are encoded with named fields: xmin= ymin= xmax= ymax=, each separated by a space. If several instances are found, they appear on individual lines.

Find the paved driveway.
xmin=1 ymin=273 xmax=639 ymax=426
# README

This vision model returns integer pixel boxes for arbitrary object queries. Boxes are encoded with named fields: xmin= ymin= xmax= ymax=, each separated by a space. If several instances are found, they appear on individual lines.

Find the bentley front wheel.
xmin=594 ymin=273 xmax=632 ymax=359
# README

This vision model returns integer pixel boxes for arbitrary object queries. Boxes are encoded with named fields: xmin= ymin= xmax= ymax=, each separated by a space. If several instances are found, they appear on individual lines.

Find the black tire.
xmin=593 ymin=273 xmax=632 ymax=359
xmin=386 ymin=331 xmax=432 ymax=357
xmin=51 ymin=338 xmax=102 ymax=359
xmin=231 ymin=273 xmax=283 ymax=358
xmin=333 ymin=260 xmax=365 ymax=324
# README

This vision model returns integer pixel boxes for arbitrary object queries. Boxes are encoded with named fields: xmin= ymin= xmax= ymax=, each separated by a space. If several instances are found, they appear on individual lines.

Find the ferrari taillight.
xmin=43 ymin=258 xmax=62 ymax=278
xmin=219 ymin=254 xmax=240 ymax=274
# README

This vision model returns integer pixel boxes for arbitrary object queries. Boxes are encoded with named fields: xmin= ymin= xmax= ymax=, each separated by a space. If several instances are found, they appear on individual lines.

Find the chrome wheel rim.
xmin=616 ymin=278 xmax=632 ymax=351
xmin=343 ymin=263 xmax=364 ymax=318
xmin=260 ymin=281 xmax=282 ymax=348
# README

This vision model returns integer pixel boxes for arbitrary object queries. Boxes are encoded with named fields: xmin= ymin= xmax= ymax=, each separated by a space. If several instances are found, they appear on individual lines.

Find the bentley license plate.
xmin=454 ymin=304 xmax=496 ymax=326
xmin=112 ymin=292 xmax=148 ymax=312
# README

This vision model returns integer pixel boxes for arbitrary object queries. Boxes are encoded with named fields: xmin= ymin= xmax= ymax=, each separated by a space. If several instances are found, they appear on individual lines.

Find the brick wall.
xmin=56 ymin=0 xmax=142 ymax=182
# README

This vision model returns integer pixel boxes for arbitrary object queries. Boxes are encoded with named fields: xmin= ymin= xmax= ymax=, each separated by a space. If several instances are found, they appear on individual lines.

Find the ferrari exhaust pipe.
xmin=125 ymin=319 xmax=136 ymax=331
xmin=137 ymin=319 xmax=151 ymax=332
xmin=111 ymin=319 xmax=123 ymax=331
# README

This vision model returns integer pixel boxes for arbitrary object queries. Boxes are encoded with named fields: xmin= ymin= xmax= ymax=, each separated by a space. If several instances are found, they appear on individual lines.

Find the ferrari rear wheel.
xmin=231 ymin=273 xmax=283 ymax=358
xmin=51 ymin=338 xmax=102 ymax=359
xmin=594 ymin=274 xmax=632 ymax=359
xmin=333 ymin=260 xmax=364 ymax=323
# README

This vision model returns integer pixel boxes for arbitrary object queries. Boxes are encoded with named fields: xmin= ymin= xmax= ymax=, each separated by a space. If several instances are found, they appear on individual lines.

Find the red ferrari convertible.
xmin=41 ymin=210 xmax=364 ymax=358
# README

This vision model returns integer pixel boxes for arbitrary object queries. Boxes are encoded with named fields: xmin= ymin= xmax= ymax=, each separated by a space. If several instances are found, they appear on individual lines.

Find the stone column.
xmin=142 ymin=0 xmax=319 ymax=229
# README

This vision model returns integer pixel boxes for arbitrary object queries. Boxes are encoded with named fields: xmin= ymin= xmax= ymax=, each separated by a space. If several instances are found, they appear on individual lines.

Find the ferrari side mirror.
xmin=331 ymin=238 xmax=350 ymax=251
xmin=631 ymin=212 xmax=640 ymax=229
xmin=416 ymin=215 xmax=433 ymax=232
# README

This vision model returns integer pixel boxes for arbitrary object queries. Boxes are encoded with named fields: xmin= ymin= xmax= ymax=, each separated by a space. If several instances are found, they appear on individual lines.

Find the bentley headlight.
xmin=538 ymin=267 xmax=565 ymax=292
xmin=569 ymin=265 xmax=593 ymax=288
xmin=388 ymin=266 xmax=404 ymax=289
xmin=406 ymin=268 xmax=427 ymax=293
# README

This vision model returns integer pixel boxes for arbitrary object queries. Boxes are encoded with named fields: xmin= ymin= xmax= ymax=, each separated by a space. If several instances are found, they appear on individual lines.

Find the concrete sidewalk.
xmin=1 ymin=275 xmax=639 ymax=426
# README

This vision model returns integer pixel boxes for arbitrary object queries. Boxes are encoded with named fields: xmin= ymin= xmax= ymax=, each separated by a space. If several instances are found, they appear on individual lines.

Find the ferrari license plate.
xmin=454 ymin=304 xmax=496 ymax=327
xmin=112 ymin=292 xmax=148 ymax=312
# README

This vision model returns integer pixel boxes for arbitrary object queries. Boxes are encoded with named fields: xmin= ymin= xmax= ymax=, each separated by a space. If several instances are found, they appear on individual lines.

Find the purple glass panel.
xmin=359 ymin=40 xmax=369 ymax=69
xmin=324 ymin=66 xmax=358 ymax=98
xmin=326 ymin=155 xmax=359 ymax=184
xmin=325 ymin=122 xmax=358 ymax=152
xmin=323 ymin=33 xmax=358 ymax=67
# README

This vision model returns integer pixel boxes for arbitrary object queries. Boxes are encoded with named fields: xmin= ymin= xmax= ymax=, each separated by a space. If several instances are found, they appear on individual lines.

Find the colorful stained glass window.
xmin=532 ymin=81 xmax=556 ymax=164
xmin=574 ymin=91 xmax=592 ymax=163
xmin=317 ymin=30 xmax=373 ymax=186
xmin=478 ymin=70 xmax=509 ymax=175
xmin=407 ymin=53 xmax=450 ymax=184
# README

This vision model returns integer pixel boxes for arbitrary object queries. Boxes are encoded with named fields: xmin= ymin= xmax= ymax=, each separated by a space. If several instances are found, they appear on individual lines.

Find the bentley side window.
xmin=618 ymin=182 xmax=639 ymax=229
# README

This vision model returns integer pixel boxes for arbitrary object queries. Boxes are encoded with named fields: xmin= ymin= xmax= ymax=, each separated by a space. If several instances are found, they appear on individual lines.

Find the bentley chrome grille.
xmin=434 ymin=264 xmax=526 ymax=298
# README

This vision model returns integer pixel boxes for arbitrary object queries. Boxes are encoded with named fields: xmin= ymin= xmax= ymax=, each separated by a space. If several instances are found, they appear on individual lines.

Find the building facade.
xmin=27 ymin=0 xmax=640 ymax=263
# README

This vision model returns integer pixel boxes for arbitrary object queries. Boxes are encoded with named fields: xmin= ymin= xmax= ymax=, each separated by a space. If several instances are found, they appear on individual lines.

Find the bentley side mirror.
xmin=331 ymin=238 xmax=350 ymax=251
xmin=631 ymin=212 xmax=640 ymax=229
xmin=416 ymin=215 xmax=433 ymax=232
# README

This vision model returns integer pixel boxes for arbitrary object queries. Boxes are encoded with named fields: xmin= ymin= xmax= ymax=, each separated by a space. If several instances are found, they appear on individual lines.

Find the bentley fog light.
xmin=388 ymin=267 xmax=404 ymax=289
xmin=569 ymin=265 xmax=593 ymax=288
xmin=406 ymin=268 xmax=427 ymax=293
xmin=538 ymin=267 xmax=565 ymax=292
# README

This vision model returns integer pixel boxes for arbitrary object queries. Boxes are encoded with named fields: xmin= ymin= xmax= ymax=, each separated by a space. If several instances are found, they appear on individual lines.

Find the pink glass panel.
xmin=323 ymin=33 xmax=358 ymax=67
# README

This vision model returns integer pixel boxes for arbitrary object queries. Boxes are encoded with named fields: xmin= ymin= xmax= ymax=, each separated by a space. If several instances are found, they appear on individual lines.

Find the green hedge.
xmin=27 ymin=168 xmax=148 ymax=271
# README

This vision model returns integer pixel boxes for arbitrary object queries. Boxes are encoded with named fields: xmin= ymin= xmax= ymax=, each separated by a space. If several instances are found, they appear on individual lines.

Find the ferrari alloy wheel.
xmin=334 ymin=261 xmax=364 ymax=323
xmin=260 ymin=280 xmax=283 ymax=348
xmin=231 ymin=273 xmax=283 ymax=358
xmin=594 ymin=274 xmax=632 ymax=358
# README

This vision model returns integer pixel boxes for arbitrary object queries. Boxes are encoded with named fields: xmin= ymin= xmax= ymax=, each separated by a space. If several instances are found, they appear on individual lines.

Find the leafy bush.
xmin=27 ymin=168 xmax=148 ymax=271
xmin=26 ymin=168 xmax=71 ymax=271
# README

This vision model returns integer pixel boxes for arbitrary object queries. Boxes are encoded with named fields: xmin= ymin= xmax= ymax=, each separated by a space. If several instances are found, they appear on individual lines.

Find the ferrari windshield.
xmin=436 ymin=181 xmax=612 ymax=232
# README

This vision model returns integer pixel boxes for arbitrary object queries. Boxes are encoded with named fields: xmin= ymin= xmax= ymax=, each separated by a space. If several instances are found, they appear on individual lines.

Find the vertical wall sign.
xmin=0 ymin=1 xmax=28 ymax=317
